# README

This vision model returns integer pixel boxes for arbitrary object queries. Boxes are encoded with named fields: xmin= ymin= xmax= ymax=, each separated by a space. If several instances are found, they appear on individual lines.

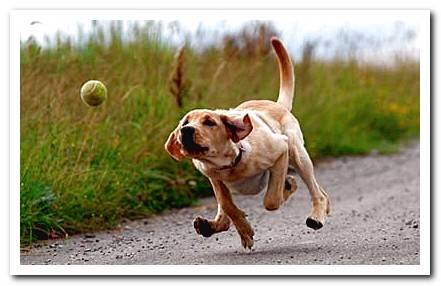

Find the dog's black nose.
xmin=180 ymin=126 xmax=208 ymax=153
xmin=181 ymin=126 xmax=195 ymax=137
xmin=181 ymin=126 xmax=195 ymax=148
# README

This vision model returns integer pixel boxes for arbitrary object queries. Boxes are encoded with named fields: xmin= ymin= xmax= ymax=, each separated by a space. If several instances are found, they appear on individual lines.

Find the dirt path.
xmin=21 ymin=143 xmax=420 ymax=265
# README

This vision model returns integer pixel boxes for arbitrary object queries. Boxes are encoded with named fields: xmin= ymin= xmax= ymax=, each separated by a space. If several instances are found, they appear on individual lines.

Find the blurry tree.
xmin=221 ymin=22 xmax=280 ymax=59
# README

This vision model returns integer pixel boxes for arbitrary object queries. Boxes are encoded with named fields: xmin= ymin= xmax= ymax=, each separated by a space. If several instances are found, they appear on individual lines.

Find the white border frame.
xmin=10 ymin=9 xmax=430 ymax=276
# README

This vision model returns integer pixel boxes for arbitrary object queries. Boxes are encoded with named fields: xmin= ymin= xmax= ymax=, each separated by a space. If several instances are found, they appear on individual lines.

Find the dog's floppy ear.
xmin=164 ymin=127 xmax=184 ymax=161
xmin=221 ymin=113 xmax=253 ymax=143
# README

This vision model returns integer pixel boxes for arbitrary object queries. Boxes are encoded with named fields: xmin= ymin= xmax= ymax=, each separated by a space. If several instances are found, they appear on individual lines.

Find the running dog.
xmin=165 ymin=37 xmax=330 ymax=249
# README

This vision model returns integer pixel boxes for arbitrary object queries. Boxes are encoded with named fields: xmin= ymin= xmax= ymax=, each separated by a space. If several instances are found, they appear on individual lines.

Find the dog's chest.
xmin=224 ymin=171 xmax=270 ymax=195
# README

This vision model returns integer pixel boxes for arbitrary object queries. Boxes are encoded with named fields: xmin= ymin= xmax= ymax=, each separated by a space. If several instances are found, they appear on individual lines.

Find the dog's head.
xmin=164 ymin=109 xmax=253 ymax=161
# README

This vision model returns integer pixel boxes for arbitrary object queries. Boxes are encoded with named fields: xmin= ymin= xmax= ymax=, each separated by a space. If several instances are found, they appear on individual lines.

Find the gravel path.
xmin=20 ymin=142 xmax=420 ymax=265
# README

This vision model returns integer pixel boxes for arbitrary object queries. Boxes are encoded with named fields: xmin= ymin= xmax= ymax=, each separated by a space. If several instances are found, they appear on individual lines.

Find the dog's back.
xmin=236 ymin=99 xmax=290 ymax=126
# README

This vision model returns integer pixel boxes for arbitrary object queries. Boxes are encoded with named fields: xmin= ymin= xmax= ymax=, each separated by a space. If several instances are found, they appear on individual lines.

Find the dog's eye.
xmin=182 ymin=118 xmax=189 ymax=126
xmin=203 ymin=119 xmax=216 ymax=127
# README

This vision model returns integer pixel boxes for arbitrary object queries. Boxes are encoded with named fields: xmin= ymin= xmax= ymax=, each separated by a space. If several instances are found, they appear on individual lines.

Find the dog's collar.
xmin=218 ymin=143 xmax=245 ymax=170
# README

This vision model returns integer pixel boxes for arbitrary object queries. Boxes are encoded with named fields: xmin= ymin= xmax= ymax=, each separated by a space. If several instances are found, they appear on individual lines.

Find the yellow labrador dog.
xmin=165 ymin=37 xmax=330 ymax=249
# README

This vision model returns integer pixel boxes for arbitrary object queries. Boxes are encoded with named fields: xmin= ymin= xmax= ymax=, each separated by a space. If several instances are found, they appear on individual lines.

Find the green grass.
xmin=20 ymin=22 xmax=420 ymax=244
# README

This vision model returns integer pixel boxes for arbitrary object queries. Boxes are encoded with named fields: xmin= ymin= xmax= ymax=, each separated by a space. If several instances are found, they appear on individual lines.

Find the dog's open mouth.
xmin=183 ymin=142 xmax=209 ymax=154
xmin=181 ymin=133 xmax=209 ymax=154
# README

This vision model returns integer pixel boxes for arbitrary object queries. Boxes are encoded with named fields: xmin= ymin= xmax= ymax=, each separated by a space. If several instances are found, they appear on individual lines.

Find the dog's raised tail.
xmin=271 ymin=37 xmax=295 ymax=112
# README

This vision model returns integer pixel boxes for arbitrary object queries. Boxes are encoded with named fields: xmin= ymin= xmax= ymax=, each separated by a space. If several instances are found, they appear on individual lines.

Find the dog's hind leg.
xmin=193 ymin=204 xmax=231 ymax=237
xmin=290 ymin=141 xmax=330 ymax=230
xmin=263 ymin=148 xmax=290 ymax=211
xmin=283 ymin=120 xmax=330 ymax=230
xmin=263 ymin=149 xmax=288 ymax=211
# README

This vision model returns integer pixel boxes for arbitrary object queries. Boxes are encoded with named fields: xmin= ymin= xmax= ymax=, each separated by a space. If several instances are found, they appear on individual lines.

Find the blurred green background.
xmin=20 ymin=21 xmax=419 ymax=244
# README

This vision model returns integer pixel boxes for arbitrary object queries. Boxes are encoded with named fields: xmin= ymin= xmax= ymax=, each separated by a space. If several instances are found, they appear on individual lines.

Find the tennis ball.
xmin=80 ymin=80 xmax=107 ymax=107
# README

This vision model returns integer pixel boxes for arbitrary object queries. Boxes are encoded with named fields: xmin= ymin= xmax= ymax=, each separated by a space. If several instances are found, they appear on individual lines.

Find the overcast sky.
xmin=20 ymin=13 xmax=422 ymax=64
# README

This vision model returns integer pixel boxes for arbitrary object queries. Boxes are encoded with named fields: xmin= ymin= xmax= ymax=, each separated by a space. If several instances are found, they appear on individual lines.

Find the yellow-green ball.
xmin=80 ymin=80 xmax=107 ymax=107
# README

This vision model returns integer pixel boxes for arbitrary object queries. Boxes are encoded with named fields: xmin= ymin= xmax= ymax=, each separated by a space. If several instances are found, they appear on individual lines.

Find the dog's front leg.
xmin=193 ymin=203 xmax=231 ymax=237
xmin=209 ymin=179 xmax=254 ymax=249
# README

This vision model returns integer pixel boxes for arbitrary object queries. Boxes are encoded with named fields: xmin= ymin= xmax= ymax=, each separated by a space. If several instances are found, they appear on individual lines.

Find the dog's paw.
xmin=238 ymin=225 xmax=255 ymax=249
xmin=239 ymin=232 xmax=254 ymax=249
xmin=193 ymin=217 xmax=215 ymax=237
xmin=283 ymin=175 xmax=298 ymax=201
xmin=237 ymin=221 xmax=255 ymax=249
xmin=306 ymin=216 xmax=324 ymax=230
xmin=306 ymin=187 xmax=330 ymax=230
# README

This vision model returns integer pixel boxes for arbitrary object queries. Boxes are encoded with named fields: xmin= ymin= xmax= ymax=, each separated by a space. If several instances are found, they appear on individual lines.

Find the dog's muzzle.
xmin=180 ymin=126 xmax=208 ymax=153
